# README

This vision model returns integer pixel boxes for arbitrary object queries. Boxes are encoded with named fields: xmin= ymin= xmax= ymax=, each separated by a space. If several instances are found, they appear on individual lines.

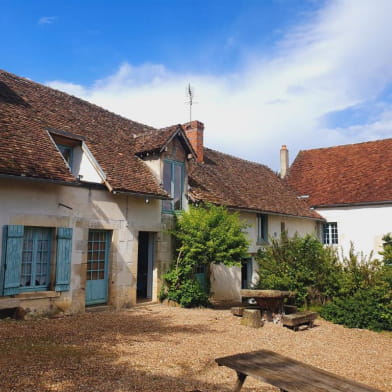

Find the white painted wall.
xmin=143 ymin=156 xmax=161 ymax=181
xmin=316 ymin=204 xmax=392 ymax=259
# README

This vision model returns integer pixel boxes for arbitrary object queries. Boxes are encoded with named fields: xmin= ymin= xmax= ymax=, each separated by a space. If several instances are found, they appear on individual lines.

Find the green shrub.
xmin=159 ymin=269 xmax=209 ymax=308
xmin=256 ymin=232 xmax=392 ymax=331
xmin=320 ymin=285 xmax=392 ymax=331
xmin=255 ymin=232 xmax=342 ymax=307
xmin=337 ymin=244 xmax=381 ymax=297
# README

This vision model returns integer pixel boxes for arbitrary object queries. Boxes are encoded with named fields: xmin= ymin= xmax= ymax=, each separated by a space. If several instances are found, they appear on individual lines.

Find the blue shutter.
xmin=2 ymin=225 xmax=24 ymax=296
xmin=55 ymin=227 xmax=73 ymax=292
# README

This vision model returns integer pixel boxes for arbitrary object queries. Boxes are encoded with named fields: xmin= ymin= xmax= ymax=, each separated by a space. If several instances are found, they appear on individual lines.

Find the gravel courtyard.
xmin=0 ymin=304 xmax=391 ymax=392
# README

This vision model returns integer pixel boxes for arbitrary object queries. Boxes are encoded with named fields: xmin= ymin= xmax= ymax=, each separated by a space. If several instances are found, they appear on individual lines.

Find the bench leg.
xmin=233 ymin=372 xmax=247 ymax=392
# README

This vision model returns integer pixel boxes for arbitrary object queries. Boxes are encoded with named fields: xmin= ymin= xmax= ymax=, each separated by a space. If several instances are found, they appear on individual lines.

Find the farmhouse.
xmin=0 ymin=69 xmax=320 ymax=315
xmin=286 ymin=139 xmax=392 ymax=258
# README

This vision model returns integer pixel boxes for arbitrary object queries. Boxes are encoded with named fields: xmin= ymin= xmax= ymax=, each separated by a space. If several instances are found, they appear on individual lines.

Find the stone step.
xmin=85 ymin=305 xmax=115 ymax=313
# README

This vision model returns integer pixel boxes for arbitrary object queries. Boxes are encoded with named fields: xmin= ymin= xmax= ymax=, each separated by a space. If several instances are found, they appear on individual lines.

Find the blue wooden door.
xmin=86 ymin=230 xmax=111 ymax=306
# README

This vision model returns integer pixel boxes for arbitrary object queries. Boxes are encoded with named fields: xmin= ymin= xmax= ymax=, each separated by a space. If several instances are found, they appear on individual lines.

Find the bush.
xmin=159 ymin=269 xmax=209 ymax=308
xmin=337 ymin=245 xmax=381 ymax=297
xmin=255 ymin=232 xmax=342 ymax=307
xmin=320 ymin=285 xmax=392 ymax=331
xmin=255 ymin=232 xmax=392 ymax=331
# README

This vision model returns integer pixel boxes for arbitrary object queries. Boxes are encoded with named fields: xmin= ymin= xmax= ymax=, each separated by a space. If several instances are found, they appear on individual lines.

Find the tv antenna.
xmin=185 ymin=83 xmax=197 ymax=122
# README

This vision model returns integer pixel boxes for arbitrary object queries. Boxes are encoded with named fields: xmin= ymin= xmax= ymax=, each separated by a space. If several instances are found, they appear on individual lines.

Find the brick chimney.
xmin=183 ymin=120 xmax=204 ymax=163
xmin=280 ymin=145 xmax=289 ymax=178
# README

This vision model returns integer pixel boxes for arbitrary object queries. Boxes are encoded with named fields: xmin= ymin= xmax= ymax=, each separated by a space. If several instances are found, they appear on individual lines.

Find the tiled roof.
xmin=133 ymin=127 xmax=178 ymax=154
xmin=189 ymin=148 xmax=321 ymax=219
xmin=286 ymin=139 xmax=392 ymax=206
xmin=133 ymin=125 xmax=195 ymax=157
xmin=0 ymin=70 xmax=168 ymax=197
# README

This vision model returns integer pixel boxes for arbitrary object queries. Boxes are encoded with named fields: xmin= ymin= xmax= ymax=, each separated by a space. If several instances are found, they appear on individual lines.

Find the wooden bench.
xmin=282 ymin=311 xmax=318 ymax=331
xmin=215 ymin=350 xmax=382 ymax=392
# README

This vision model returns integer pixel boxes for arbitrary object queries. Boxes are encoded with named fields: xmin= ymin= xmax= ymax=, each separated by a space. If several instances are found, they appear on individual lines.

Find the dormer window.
xmin=47 ymin=128 xmax=107 ymax=185
xmin=48 ymin=129 xmax=83 ymax=174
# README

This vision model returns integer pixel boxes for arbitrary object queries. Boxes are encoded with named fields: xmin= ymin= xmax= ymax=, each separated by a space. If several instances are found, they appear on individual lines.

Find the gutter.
xmin=0 ymin=173 xmax=170 ymax=200
xmin=0 ymin=173 xmax=80 ymax=187
xmin=314 ymin=200 xmax=392 ymax=208
xmin=228 ymin=206 xmax=324 ymax=222
xmin=112 ymin=189 xmax=171 ymax=200
xmin=190 ymin=197 xmax=323 ymax=221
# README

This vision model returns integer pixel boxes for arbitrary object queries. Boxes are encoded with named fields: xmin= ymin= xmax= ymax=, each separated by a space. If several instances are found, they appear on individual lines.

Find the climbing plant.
xmin=159 ymin=204 xmax=249 ymax=307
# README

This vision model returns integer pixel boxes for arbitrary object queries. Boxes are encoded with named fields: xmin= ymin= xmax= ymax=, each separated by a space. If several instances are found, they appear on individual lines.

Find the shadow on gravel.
xmin=0 ymin=309 xmax=233 ymax=392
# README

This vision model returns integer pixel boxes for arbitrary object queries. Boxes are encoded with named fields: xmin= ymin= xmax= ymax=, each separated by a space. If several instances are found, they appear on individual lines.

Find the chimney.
xmin=280 ymin=145 xmax=289 ymax=178
xmin=183 ymin=120 xmax=204 ymax=163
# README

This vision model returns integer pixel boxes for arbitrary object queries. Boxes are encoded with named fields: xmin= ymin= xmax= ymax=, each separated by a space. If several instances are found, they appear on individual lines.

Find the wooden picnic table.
xmin=215 ymin=349 xmax=382 ymax=392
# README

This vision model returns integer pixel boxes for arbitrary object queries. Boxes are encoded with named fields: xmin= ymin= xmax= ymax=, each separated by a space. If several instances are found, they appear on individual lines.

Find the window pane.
xmin=58 ymin=145 xmax=73 ymax=167
xmin=173 ymin=164 xmax=183 ymax=210
xmin=163 ymin=162 xmax=172 ymax=194
xmin=87 ymin=230 xmax=108 ymax=280
xmin=258 ymin=214 xmax=268 ymax=242
xmin=323 ymin=223 xmax=338 ymax=245
xmin=21 ymin=227 xmax=51 ymax=289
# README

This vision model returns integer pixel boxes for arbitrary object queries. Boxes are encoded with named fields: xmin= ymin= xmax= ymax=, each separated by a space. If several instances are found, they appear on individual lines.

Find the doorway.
xmin=241 ymin=258 xmax=253 ymax=289
xmin=137 ymin=232 xmax=155 ymax=300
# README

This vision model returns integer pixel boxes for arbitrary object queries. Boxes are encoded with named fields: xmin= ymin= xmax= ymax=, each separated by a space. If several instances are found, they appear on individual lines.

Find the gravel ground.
xmin=0 ymin=304 xmax=391 ymax=392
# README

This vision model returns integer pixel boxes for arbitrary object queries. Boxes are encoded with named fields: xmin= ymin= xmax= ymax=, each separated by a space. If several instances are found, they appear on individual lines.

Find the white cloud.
xmin=47 ymin=81 xmax=87 ymax=97
xmin=45 ymin=0 xmax=392 ymax=170
xmin=38 ymin=16 xmax=57 ymax=25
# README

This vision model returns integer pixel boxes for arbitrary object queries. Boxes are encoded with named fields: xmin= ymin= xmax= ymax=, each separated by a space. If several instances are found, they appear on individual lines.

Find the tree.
xmin=159 ymin=204 xmax=249 ymax=307
xmin=379 ymin=233 xmax=392 ymax=266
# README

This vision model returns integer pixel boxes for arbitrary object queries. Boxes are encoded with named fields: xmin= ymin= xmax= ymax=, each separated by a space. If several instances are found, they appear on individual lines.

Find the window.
xmin=162 ymin=159 xmax=184 ymax=212
xmin=257 ymin=214 xmax=268 ymax=243
xmin=57 ymin=144 xmax=74 ymax=169
xmin=1 ymin=225 xmax=73 ymax=296
xmin=21 ymin=227 xmax=52 ymax=290
xmin=323 ymin=222 xmax=338 ymax=245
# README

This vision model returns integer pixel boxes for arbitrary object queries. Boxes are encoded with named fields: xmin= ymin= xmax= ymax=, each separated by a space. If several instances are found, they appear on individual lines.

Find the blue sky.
xmin=1 ymin=0 xmax=392 ymax=170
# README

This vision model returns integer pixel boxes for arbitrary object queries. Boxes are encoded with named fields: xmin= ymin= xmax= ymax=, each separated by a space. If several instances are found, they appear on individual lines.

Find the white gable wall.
xmin=317 ymin=204 xmax=392 ymax=259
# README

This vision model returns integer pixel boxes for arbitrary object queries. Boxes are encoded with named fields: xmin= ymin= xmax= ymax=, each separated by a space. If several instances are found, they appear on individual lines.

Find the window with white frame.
xmin=257 ymin=214 xmax=268 ymax=243
xmin=323 ymin=222 xmax=338 ymax=245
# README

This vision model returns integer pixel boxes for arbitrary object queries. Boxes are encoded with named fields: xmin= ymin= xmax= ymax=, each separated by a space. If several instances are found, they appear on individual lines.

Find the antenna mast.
xmin=186 ymin=83 xmax=197 ymax=122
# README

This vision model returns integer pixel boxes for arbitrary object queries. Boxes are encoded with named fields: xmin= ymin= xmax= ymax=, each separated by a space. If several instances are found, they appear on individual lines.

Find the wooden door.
xmin=86 ymin=230 xmax=111 ymax=306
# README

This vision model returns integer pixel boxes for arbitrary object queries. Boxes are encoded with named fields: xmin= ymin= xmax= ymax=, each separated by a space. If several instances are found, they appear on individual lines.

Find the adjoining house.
xmin=286 ymin=139 xmax=392 ymax=259
xmin=185 ymin=127 xmax=322 ymax=300
xmin=0 ymin=69 xmax=321 ymax=315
